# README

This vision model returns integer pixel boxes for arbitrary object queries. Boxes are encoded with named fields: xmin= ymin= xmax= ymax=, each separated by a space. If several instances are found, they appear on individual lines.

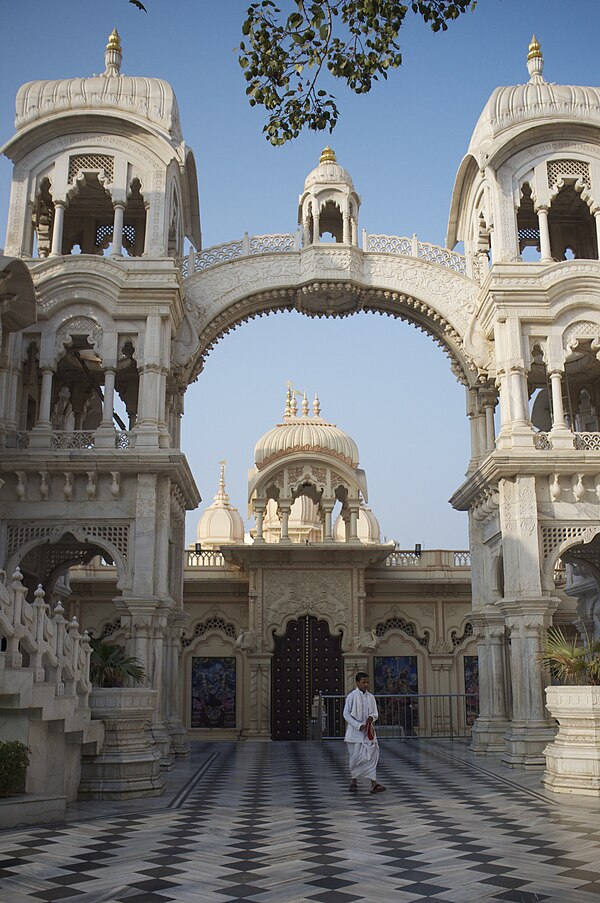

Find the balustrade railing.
xmin=534 ymin=430 xmax=600 ymax=451
xmin=14 ymin=429 xmax=133 ymax=450
xmin=185 ymin=549 xmax=226 ymax=567
xmin=180 ymin=231 xmax=467 ymax=277
xmin=0 ymin=568 xmax=92 ymax=699
xmin=314 ymin=693 xmax=479 ymax=741
xmin=385 ymin=550 xmax=471 ymax=568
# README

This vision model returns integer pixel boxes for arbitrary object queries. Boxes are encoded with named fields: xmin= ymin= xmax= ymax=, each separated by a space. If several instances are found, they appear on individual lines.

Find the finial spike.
xmin=214 ymin=460 xmax=230 ymax=503
xmin=301 ymin=392 xmax=309 ymax=417
xmin=313 ymin=393 xmax=321 ymax=417
xmin=104 ymin=27 xmax=122 ymax=77
xmin=284 ymin=385 xmax=292 ymax=419
xmin=320 ymin=146 xmax=337 ymax=165
xmin=527 ymin=33 xmax=544 ymax=82
xmin=291 ymin=390 xmax=298 ymax=417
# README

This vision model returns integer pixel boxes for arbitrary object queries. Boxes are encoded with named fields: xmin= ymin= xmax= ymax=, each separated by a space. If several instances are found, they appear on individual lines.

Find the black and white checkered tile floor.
xmin=1 ymin=740 xmax=600 ymax=903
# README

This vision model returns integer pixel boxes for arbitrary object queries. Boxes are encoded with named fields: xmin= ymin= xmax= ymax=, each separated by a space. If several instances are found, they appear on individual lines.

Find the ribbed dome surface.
xmin=13 ymin=74 xmax=182 ymax=141
xmin=254 ymin=393 xmax=359 ymax=470
xmin=304 ymin=160 xmax=354 ymax=191
xmin=469 ymin=81 xmax=600 ymax=157
xmin=467 ymin=42 xmax=600 ymax=160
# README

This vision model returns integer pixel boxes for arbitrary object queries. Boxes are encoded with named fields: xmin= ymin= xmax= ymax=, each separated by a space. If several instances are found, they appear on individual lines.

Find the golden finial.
xmin=528 ymin=34 xmax=541 ymax=60
xmin=106 ymin=28 xmax=122 ymax=53
xmin=320 ymin=146 xmax=337 ymax=165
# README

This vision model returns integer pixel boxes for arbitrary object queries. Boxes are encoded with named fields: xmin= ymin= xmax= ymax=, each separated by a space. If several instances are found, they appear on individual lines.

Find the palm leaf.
xmin=90 ymin=639 xmax=146 ymax=688
xmin=538 ymin=626 xmax=600 ymax=686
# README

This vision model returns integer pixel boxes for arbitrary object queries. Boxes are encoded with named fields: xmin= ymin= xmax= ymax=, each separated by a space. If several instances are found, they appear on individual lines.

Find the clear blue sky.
xmin=2 ymin=1 xmax=600 ymax=549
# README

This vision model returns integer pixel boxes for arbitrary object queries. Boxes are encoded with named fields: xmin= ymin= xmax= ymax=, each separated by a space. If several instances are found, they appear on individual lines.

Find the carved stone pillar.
xmin=501 ymin=601 xmax=558 ymax=768
xmin=469 ymin=614 xmax=509 ymax=754
xmin=49 ymin=201 xmax=66 ymax=257
xmin=110 ymin=202 xmax=126 ymax=257
xmin=164 ymin=610 xmax=189 ymax=756
xmin=537 ymin=206 xmax=553 ymax=262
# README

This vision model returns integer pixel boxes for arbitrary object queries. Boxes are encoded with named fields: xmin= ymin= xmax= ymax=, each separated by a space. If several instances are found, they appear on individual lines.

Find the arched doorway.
xmin=271 ymin=615 xmax=343 ymax=740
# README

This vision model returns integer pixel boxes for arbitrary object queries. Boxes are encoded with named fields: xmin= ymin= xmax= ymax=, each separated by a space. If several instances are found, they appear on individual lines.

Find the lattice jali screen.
xmin=451 ymin=621 xmax=474 ymax=648
xmin=83 ymin=525 xmax=129 ymax=561
xmin=547 ymin=159 xmax=591 ymax=190
xmin=7 ymin=525 xmax=52 ymax=557
xmin=541 ymin=525 xmax=596 ymax=560
xmin=374 ymin=616 xmax=430 ymax=649
xmin=181 ymin=617 xmax=237 ymax=648
xmin=68 ymin=154 xmax=114 ymax=183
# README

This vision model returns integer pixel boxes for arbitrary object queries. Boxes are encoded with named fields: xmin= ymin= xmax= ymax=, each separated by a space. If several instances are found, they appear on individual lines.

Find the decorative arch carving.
xmin=562 ymin=320 xmax=600 ymax=357
xmin=263 ymin=569 xmax=351 ymax=652
xmin=181 ymin=614 xmax=238 ymax=649
xmin=541 ymin=524 xmax=600 ymax=587
xmin=55 ymin=315 xmax=103 ymax=357
xmin=373 ymin=615 xmax=431 ymax=650
xmin=4 ymin=523 xmax=129 ymax=590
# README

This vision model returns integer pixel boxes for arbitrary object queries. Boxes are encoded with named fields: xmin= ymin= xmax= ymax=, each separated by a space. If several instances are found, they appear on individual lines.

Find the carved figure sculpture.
xmin=235 ymin=628 xmax=258 ymax=652
xmin=52 ymin=386 xmax=75 ymax=431
xmin=354 ymin=628 xmax=379 ymax=652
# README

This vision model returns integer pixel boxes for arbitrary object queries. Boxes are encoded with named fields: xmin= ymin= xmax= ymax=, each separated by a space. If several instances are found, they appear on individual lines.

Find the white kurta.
xmin=343 ymin=688 xmax=379 ymax=780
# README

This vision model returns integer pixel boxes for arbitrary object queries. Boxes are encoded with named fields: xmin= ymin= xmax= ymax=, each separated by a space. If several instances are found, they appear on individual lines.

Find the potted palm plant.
xmin=539 ymin=626 xmax=600 ymax=797
xmin=79 ymin=639 xmax=165 ymax=799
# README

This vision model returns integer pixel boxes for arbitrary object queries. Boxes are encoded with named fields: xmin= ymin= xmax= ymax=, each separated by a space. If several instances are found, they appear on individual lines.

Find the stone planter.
xmin=543 ymin=686 xmax=600 ymax=797
xmin=79 ymin=688 xmax=165 ymax=800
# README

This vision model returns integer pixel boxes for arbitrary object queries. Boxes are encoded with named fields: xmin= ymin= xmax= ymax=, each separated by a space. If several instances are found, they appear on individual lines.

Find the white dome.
xmin=468 ymin=39 xmax=600 ymax=162
xmin=333 ymin=504 xmax=381 ymax=544
xmin=254 ymin=391 xmax=359 ymax=470
xmin=303 ymin=147 xmax=355 ymax=192
xmin=196 ymin=464 xmax=244 ymax=549
xmin=9 ymin=32 xmax=182 ymax=144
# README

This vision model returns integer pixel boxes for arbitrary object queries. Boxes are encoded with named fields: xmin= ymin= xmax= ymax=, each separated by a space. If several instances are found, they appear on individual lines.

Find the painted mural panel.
xmin=374 ymin=655 xmax=418 ymax=695
xmin=191 ymin=656 xmax=236 ymax=728
xmin=373 ymin=655 xmax=419 ymax=733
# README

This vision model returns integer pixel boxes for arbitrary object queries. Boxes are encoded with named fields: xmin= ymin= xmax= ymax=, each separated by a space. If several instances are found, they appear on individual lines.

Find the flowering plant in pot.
xmin=538 ymin=626 xmax=600 ymax=797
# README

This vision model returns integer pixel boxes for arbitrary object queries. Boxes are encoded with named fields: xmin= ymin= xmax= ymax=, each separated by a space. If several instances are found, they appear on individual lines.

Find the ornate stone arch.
xmin=540 ymin=524 xmax=600 ymax=589
xmin=55 ymin=314 xmax=103 ymax=360
xmin=5 ymin=522 xmax=130 ymax=592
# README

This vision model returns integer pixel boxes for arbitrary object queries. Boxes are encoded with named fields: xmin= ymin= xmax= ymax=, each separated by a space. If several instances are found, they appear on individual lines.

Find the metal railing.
xmin=314 ymin=693 xmax=479 ymax=741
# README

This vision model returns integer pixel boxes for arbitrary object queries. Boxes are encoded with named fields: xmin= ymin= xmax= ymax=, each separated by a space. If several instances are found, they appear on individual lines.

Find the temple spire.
xmin=527 ymin=34 xmax=544 ymax=82
xmin=214 ymin=460 xmax=230 ymax=503
xmin=104 ymin=28 xmax=122 ymax=77
xmin=313 ymin=393 xmax=321 ymax=417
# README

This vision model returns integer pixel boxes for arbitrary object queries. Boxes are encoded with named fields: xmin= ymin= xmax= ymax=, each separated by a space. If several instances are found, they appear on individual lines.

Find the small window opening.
xmin=548 ymin=184 xmax=597 ymax=260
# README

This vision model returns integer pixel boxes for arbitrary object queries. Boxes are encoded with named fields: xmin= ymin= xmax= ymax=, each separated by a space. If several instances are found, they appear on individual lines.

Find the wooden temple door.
xmin=271 ymin=615 xmax=343 ymax=740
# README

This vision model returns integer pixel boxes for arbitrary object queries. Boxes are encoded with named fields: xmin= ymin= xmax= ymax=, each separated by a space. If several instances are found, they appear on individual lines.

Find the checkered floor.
xmin=1 ymin=740 xmax=600 ymax=903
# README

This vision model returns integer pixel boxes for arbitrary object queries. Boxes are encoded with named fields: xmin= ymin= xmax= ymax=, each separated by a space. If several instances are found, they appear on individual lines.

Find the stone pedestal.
xmin=543 ymin=686 xmax=600 ymax=796
xmin=78 ymin=688 xmax=165 ymax=799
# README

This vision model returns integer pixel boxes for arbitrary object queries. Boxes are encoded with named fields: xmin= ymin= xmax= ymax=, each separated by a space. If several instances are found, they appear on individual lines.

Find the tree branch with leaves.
xmin=238 ymin=1 xmax=476 ymax=144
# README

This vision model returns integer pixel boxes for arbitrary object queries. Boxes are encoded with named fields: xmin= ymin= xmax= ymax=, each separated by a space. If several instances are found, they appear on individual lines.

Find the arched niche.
xmin=181 ymin=628 xmax=243 ymax=733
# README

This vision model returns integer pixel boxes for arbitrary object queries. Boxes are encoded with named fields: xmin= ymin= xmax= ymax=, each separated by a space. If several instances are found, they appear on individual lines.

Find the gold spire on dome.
xmin=526 ymin=33 xmax=544 ymax=82
xmin=107 ymin=28 xmax=122 ymax=52
xmin=528 ymin=34 xmax=541 ymax=60
xmin=320 ymin=146 xmax=337 ymax=164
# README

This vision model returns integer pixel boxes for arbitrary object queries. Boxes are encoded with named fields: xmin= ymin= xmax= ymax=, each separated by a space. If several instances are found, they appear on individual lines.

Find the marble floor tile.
xmin=0 ymin=740 xmax=599 ymax=903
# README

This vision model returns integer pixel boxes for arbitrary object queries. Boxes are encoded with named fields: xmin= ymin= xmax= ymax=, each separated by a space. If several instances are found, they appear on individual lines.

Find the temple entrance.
xmin=271 ymin=615 xmax=343 ymax=740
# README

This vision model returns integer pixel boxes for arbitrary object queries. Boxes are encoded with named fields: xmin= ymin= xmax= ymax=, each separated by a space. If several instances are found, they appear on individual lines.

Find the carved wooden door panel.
xmin=271 ymin=615 xmax=342 ymax=740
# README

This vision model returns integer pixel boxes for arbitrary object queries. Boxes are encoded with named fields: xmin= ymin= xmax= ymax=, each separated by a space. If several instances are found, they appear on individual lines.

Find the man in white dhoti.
xmin=343 ymin=672 xmax=386 ymax=794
